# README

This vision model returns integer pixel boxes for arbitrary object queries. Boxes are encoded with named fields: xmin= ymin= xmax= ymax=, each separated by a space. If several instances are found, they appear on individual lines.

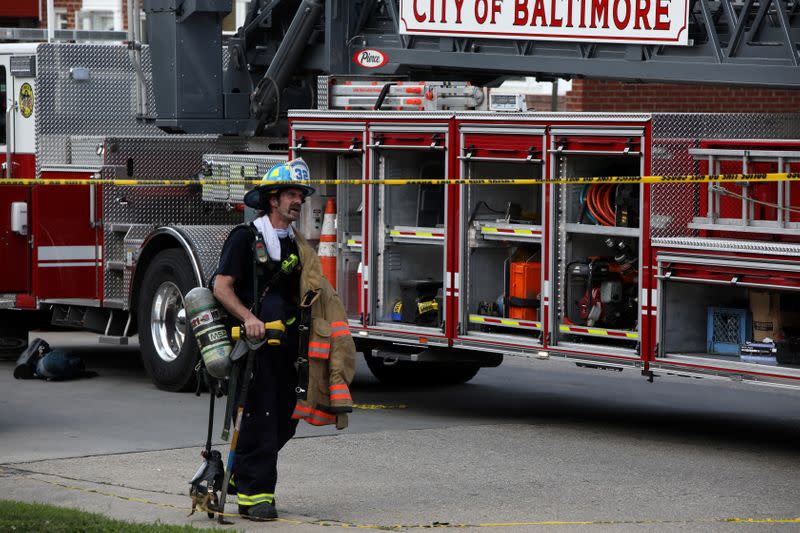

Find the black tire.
xmin=429 ymin=363 xmax=481 ymax=385
xmin=137 ymin=249 xmax=200 ymax=392
xmin=364 ymin=352 xmax=416 ymax=385
xmin=0 ymin=310 xmax=48 ymax=360
xmin=0 ymin=333 xmax=28 ymax=359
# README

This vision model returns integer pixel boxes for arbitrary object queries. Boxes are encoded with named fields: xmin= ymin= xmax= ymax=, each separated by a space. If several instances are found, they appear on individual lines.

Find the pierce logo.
xmin=354 ymin=49 xmax=388 ymax=69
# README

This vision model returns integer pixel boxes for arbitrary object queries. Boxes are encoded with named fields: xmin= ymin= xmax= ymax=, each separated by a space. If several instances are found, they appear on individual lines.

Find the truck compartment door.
xmin=550 ymin=128 xmax=645 ymax=357
xmin=0 ymin=58 xmax=32 ymax=294
xmin=368 ymin=125 xmax=450 ymax=345
xmin=32 ymin=171 xmax=102 ymax=301
xmin=291 ymin=124 xmax=366 ymax=325
xmin=457 ymin=125 xmax=546 ymax=350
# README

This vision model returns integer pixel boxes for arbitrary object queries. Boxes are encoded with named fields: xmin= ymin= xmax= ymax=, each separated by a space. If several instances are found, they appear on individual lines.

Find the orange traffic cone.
xmin=318 ymin=197 xmax=337 ymax=289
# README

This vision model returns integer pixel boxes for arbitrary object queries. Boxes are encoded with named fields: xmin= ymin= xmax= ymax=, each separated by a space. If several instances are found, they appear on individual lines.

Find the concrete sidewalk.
xmin=4 ymin=424 xmax=800 ymax=532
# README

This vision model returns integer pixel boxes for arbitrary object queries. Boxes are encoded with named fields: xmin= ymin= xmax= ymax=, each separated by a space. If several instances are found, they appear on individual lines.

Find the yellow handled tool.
xmin=231 ymin=320 xmax=286 ymax=346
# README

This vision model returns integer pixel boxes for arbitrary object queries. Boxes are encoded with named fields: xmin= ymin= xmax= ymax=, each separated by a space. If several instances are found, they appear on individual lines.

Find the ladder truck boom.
xmin=142 ymin=0 xmax=800 ymax=136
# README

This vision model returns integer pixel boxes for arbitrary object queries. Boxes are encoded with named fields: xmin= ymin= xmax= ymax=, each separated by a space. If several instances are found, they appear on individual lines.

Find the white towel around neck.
xmin=252 ymin=215 xmax=295 ymax=261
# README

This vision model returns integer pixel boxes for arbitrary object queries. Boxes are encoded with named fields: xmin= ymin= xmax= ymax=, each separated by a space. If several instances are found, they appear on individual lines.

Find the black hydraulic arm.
xmin=250 ymin=0 xmax=324 ymax=135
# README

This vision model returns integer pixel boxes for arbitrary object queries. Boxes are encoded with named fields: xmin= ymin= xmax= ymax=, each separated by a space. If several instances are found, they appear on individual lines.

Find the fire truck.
xmin=1 ymin=0 xmax=799 ymax=392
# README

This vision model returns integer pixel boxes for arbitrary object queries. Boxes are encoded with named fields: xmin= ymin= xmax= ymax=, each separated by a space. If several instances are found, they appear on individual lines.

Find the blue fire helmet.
xmin=243 ymin=158 xmax=316 ymax=209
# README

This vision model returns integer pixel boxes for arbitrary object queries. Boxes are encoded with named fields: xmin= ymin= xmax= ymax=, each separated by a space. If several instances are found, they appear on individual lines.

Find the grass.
xmin=0 ymin=500 xmax=229 ymax=532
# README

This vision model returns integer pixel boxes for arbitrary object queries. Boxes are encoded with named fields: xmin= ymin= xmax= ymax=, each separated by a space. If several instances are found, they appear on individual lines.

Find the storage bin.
xmin=509 ymin=262 xmax=541 ymax=320
xmin=707 ymin=307 xmax=751 ymax=355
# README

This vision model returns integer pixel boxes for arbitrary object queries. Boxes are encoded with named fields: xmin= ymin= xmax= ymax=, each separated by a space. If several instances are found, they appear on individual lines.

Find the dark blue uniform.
xmin=216 ymin=226 xmax=300 ymax=512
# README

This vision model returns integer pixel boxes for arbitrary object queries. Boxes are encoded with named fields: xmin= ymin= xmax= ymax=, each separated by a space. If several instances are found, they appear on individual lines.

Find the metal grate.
xmin=707 ymin=307 xmax=749 ymax=355
xmin=712 ymin=311 xmax=742 ymax=345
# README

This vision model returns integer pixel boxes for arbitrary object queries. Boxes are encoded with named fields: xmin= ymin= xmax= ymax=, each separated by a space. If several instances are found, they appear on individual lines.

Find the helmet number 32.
xmin=294 ymin=167 xmax=309 ymax=181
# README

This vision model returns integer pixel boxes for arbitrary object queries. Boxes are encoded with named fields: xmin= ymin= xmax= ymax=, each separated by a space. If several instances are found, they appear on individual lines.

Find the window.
xmin=55 ymin=9 xmax=69 ymax=30
xmin=77 ymin=10 xmax=114 ymax=31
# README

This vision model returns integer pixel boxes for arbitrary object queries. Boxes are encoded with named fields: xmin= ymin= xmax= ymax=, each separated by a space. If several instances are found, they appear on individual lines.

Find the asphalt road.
xmin=2 ymin=331 xmax=800 ymax=531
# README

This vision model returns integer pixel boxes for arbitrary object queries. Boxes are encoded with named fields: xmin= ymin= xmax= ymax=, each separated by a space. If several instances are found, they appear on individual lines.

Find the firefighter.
xmin=212 ymin=158 xmax=356 ymax=521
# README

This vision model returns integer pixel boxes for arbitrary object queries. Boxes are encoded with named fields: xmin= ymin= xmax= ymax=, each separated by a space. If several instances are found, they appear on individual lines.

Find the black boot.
xmin=240 ymin=500 xmax=277 ymax=521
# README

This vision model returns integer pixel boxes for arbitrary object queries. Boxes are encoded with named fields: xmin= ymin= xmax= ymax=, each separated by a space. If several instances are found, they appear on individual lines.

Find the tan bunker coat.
xmin=292 ymin=232 xmax=356 ymax=430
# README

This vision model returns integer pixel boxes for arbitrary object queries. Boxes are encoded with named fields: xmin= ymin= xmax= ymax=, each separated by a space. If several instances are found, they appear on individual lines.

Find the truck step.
xmin=99 ymin=336 xmax=129 ymax=345
xmin=105 ymin=261 xmax=125 ymax=272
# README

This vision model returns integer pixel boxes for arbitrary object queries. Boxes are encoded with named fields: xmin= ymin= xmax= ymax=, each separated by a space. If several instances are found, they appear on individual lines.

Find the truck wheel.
xmin=0 ymin=322 xmax=28 ymax=359
xmin=364 ymin=353 xmax=481 ymax=386
xmin=137 ymin=249 xmax=199 ymax=392
xmin=364 ymin=352 xmax=415 ymax=385
xmin=0 ymin=310 xmax=48 ymax=359
xmin=429 ymin=363 xmax=480 ymax=385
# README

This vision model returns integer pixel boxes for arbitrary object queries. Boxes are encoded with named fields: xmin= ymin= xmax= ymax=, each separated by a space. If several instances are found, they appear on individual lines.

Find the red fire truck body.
xmin=284 ymin=110 xmax=800 ymax=387
xmin=2 ymin=42 xmax=800 ymax=391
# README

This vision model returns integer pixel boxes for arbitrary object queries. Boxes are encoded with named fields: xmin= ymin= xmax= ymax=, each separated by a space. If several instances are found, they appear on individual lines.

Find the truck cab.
xmin=0 ymin=44 xmax=37 ymax=353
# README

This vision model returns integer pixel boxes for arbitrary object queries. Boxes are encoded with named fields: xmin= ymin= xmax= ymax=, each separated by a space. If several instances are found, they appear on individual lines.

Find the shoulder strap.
xmin=207 ymin=224 xmax=256 ymax=290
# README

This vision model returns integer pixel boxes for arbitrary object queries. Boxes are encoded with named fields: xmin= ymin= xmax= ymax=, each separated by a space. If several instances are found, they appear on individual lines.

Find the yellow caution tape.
xmin=1 ymin=171 xmax=799 ymax=186
xmin=353 ymin=403 xmax=407 ymax=410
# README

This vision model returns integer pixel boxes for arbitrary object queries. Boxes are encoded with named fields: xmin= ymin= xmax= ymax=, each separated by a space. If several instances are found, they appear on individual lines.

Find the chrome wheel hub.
xmin=150 ymin=281 xmax=186 ymax=363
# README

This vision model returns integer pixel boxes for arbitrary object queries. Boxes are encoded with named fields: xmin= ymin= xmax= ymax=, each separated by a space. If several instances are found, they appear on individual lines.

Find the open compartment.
xmin=376 ymin=245 xmax=445 ymax=327
xmin=552 ymin=131 xmax=644 ymax=348
xmin=459 ymin=129 xmax=545 ymax=341
xmin=463 ymin=244 xmax=543 ymax=340
xmin=336 ymin=173 xmax=365 ymax=321
xmin=558 ymin=232 xmax=639 ymax=343
xmin=656 ymin=260 xmax=800 ymax=372
xmin=291 ymin=125 xmax=366 ymax=321
xmin=370 ymin=127 xmax=448 ymax=331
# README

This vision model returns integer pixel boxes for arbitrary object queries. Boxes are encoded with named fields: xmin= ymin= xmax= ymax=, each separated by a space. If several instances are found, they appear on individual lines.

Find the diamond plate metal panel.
xmin=35 ymin=43 xmax=162 ymax=176
xmin=203 ymin=153 xmax=286 ymax=204
xmin=652 ymin=237 xmax=800 ymax=257
xmin=121 ymin=224 xmax=156 ymax=305
xmin=102 ymin=136 xmax=246 ymax=179
xmin=98 ymin=137 xmax=247 ymax=306
xmin=0 ymin=295 xmax=17 ymax=309
xmin=650 ymin=113 xmax=800 ymax=240
xmin=318 ymin=76 xmax=330 ymax=111
xmin=172 ymin=225 xmax=237 ymax=283
xmin=69 ymin=136 xmax=106 ymax=168
xmin=117 ymin=225 xmax=236 ymax=305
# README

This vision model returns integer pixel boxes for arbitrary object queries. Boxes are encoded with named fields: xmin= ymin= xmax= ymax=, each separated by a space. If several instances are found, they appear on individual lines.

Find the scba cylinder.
xmin=185 ymin=287 xmax=232 ymax=379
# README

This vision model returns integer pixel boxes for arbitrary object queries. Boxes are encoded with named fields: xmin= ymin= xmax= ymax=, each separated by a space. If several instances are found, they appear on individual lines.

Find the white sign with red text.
xmin=354 ymin=49 xmax=389 ymax=68
xmin=399 ymin=0 xmax=690 ymax=46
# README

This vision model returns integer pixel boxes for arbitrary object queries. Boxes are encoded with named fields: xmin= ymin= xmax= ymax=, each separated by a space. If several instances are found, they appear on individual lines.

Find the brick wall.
xmin=40 ymin=0 xmax=80 ymax=29
xmin=566 ymin=79 xmax=800 ymax=113
xmin=525 ymin=94 xmax=567 ymax=112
